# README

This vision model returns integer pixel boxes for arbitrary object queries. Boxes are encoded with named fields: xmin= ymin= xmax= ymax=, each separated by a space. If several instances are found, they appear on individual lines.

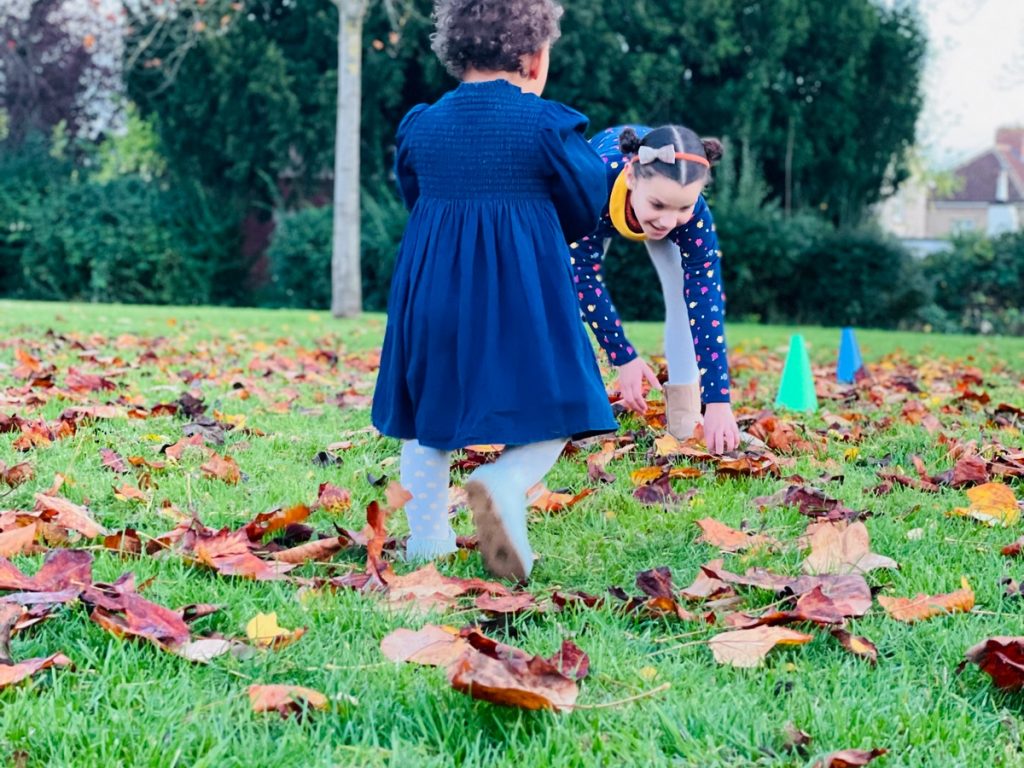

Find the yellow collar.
xmin=609 ymin=169 xmax=648 ymax=242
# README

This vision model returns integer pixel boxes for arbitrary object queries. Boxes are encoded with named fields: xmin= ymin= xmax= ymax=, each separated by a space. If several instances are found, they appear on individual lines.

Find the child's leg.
xmin=645 ymin=238 xmax=699 ymax=384
xmin=646 ymin=238 xmax=702 ymax=439
xmin=466 ymin=438 xmax=566 ymax=581
xmin=400 ymin=440 xmax=457 ymax=560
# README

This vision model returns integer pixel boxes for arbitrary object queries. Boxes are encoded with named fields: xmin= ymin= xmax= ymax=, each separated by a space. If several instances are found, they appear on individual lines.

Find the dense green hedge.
xmin=3 ymin=135 xmax=1022 ymax=336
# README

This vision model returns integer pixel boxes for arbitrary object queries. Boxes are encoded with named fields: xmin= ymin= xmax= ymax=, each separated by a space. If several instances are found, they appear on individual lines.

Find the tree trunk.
xmin=331 ymin=0 xmax=366 ymax=317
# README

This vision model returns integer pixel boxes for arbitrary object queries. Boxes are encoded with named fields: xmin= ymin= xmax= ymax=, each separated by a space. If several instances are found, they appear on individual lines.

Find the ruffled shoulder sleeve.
xmin=393 ymin=103 xmax=429 ymax=210
xmin=539 ymin=101 xmax=606 ymax=243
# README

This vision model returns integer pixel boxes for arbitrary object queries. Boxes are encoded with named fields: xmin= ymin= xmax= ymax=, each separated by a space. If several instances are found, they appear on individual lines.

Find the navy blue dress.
xmin=372 ymin=80 xmax=618 ymax=451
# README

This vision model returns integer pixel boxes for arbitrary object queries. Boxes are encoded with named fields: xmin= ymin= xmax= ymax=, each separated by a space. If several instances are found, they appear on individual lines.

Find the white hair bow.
xmin=637 ymin=145 xmax=678 ymax=165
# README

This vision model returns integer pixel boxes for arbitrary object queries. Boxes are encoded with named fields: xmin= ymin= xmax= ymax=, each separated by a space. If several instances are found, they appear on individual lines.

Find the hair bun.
xmin=701 ymin=137 xmax=724 ymax=165
xmin=618 ymin=127 xmax=642 ymax=155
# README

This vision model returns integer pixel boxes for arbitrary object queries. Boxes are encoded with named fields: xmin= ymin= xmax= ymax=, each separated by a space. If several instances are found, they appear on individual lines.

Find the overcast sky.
xmin=918 ymin=0 xmax=1024 ymax=166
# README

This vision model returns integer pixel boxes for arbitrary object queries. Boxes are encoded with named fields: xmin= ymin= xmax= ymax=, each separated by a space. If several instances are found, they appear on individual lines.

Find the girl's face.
xmin=626 ymin=166 xmax=704 ymax=240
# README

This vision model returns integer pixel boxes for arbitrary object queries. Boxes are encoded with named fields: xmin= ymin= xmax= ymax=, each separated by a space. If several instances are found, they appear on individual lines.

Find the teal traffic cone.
xmin=836 ymin=327 xmax=865 ymax=384
xmin=775 ymin=334 xmax=818 ymax=412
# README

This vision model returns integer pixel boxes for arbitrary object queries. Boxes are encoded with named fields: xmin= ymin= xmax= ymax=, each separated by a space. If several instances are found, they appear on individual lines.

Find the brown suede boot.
xmin=664 ymin=383 xmax=703 ymax=440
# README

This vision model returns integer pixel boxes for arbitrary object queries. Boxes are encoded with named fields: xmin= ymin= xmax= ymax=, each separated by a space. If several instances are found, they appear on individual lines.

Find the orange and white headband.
xmin=635 ymin=145 xmax=710 ymax=167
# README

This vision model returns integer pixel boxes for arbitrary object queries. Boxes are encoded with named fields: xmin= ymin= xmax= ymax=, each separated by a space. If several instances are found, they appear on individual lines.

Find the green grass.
xmin=1 ymin=299 xmax=1023 ymax=768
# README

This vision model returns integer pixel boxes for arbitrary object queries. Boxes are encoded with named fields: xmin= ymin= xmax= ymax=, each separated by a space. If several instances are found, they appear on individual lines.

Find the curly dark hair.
xmin=619 ymin=126 xmax=724 ymax=186
xmin=430 ymin=0 xmax=564 ymax=78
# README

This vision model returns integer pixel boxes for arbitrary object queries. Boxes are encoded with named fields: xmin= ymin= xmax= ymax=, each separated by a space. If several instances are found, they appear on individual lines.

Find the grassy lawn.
xmin=1 ymin=299 xmax=1023 ymax=768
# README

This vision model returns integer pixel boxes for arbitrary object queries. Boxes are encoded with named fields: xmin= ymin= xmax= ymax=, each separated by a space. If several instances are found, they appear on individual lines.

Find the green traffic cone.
xmin=775 ymin=334 xmax=818 ymax=412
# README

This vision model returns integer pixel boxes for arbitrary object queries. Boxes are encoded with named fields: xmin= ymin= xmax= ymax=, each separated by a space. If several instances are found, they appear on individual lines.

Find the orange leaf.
xmin=0 ymin=524 xmax=38 ymax=557
xmin=272 ymin=536 xmax=348 ymax=564
xmin=878 ymin=577 xmax=974 ymax=622
xmin=695 ymin=518 xmax=776 ymax=553
xmin=200 ymin=453 xmax=241 ymax=484
xmin=527 ymin=484 xmax=595 ymax=513
xmin=248 ymin=684 xmax=328 ymax=717
xmin=243 ymin=504 xmax=310 ymax=541
xmin=113 ymin=483 xmax=150 ymax=503
xmin=0 ymin=653 xmax=73 ymax=689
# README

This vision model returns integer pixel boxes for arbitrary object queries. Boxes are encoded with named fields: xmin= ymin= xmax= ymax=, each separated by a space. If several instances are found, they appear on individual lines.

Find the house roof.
xmin=935 ymin=127 xmax=1024 ymax=204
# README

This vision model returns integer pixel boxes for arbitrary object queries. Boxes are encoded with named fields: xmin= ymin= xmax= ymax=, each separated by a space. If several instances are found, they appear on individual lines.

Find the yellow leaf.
xmin=949 ymin=483 xmax=1019 ymax=527
xmin=654 ymin=435 xmax=682 ymax=457
xmin=638 ymin=666 xmax=659 ymax=681
xmin=245 ymin=612 xmax=306 ymax=649
xmin=630 ymin=466 xmax=665 ymax=486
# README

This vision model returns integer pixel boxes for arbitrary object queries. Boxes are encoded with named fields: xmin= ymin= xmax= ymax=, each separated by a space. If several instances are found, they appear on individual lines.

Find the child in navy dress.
xmin=571 ymin=125 xmax=740 ymax=454
xmin=371 ymin=0 xmax=615 ymax=580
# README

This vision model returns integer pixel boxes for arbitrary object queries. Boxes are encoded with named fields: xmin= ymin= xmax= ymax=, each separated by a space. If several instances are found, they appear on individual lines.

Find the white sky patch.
xmin=917 ymin=0 xmax=1024 ymax=166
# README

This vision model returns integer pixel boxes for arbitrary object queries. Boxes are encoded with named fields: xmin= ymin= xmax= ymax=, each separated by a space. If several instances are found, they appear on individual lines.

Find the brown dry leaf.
xmin=878 ymin=577 xmax=974 ymax=623
xmin=547 ymin=639 xmax=590 ymax=680
xmin=680 ymin=560 xmax=735 ymax=601
xmin=1002 ymin=536 xmax=1024 ymax=557
xmin=949 ymin=483 xmax=1019 ymax=527
xmin=243 ymin=504 xmax=310 ymax=541
xmin=708 ymin=626 xmax=814 ymax=667
xmin=200 ymin=453 xmax=241 ymax=484
xmin=0 ymin=653 xmax=73 ymax=689
xmin=586 ymin=442 xmax=617 ymax=483
xmin=949 ymin=456 xmax=990 ymax=488
xmin=272 ymin=536 xmax=348 ymax=564
xmin=384 ymin=562 xmax=509 ymax=612
xmin=695 ymin=518 xmax=776 ymax=553
xmin=248 ymin=684 xmax=328 ymax=717
xmin=803 ymin=521 xmax=898 ymax=575
xmin=1 ymin=461 xmax=34 ymax=488
xmin=193 ymin=530 xmax=296 ymax=581
xmin=963 ymin=636 xmax=1024 ymax=691
xmin=0 ymin=548 xmax=93 ymax=592
xmin=82 ymin=574 xmax=192 ymax=648
xmin=316 ymin=483 xmax=352 ymax=513
xmin=447 ymin=630 xmax=579 ymax=712
xmin=32 ymin=493 xmax=107 ymax=538
xmin=103 ymin=529 xmax=143 ymax=557
xmin=163 ymin=434 xmax=207 ymax=461
xmin=813 ymin=748 xmax=887 ymax=768
xmin=475 ymin=593 xmax=540 ymax=615
xmin=245 ymin=612 xmax=306 ymax=649
xmin=380 ymin=624 xmax=469 ymax=666
xmin=831 ymin=629 xmax=878 ymax=664
xmin=792 ymin=575 xmax=873 ymax=619
xmin=99 ymin=449 xmax=129 ymax=474
xmin=0 ymin=525 xmax=38 ymax=558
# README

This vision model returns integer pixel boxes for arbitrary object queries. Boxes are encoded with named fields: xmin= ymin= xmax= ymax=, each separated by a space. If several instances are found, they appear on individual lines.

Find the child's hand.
xmin=703 ymin=402 xmax=740 ymax=454
xmin=614 ymin=358 xmax=662 ymax=414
